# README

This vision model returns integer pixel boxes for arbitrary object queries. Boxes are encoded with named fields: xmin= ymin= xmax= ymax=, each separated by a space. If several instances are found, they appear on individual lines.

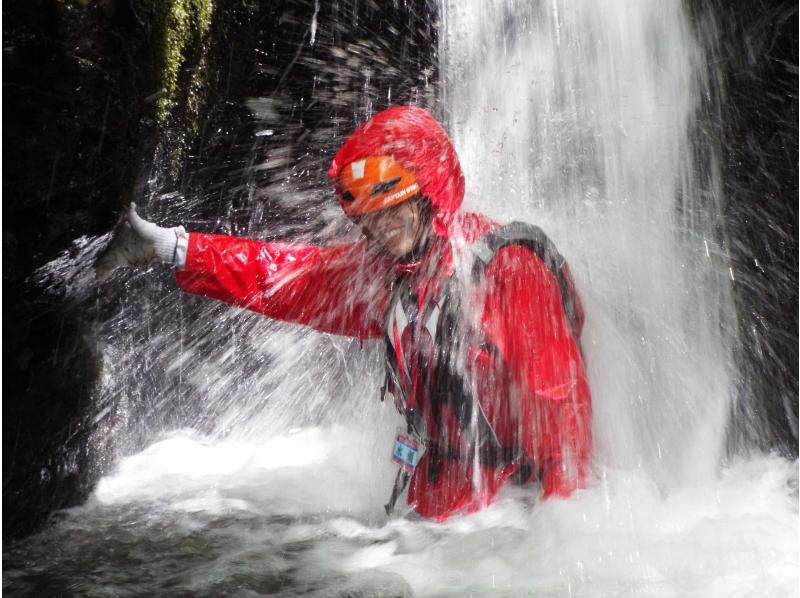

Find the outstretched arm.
xmin=96 ymin=205 xmax=390 ymax=339
xmin=176 ymin=233 xmax=390 ymax=339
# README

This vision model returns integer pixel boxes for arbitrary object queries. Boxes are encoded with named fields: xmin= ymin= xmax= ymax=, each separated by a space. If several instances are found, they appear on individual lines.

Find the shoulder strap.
xmin=470 ymin=221 xmax=581 ymax=337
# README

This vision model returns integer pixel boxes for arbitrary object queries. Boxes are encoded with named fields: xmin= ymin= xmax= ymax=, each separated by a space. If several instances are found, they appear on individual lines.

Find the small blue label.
xmin=391 ymin=433 xmax=420 ymax=473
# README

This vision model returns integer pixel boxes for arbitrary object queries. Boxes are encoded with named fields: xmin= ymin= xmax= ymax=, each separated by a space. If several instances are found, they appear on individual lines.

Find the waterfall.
xmin=441 ymin=0 xmax=737 ymax=487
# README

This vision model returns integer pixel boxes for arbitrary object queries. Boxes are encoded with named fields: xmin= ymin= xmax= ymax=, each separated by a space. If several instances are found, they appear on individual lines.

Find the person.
xmin=96 ymin=105 xmax=592 ymax=520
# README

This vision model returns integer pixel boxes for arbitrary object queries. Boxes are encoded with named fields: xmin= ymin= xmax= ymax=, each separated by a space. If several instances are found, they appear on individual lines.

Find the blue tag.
xmin=391 ymin=430 xmax=420 ymax=473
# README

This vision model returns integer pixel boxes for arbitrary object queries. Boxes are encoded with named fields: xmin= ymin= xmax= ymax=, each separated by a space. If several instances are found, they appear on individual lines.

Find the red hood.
xmin=328 ymin=106 xmax=465 ymax=231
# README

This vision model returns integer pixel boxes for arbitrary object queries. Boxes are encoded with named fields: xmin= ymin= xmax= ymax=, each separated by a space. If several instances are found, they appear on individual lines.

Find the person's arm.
xmin=478 ymin=245 xmax=592 ymax=497
xmin=175 ymin=232 xmax=389 ymax=339
xmin=95 ymin=204 xmax=389 ymax=339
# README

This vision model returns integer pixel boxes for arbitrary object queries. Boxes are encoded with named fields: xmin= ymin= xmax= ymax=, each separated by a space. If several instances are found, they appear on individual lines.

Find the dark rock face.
xmin=2 ymin=0 xmax=796 ymax=543
xmin=690 ymin=1 xmax=798 ymax=456
xmin=727 ymin=5 xmax=798 ymax=456
xmin=2 ymin=0 xmax=260 ymax=541
xmin=3 ymin=0 xmax=160 ymax=542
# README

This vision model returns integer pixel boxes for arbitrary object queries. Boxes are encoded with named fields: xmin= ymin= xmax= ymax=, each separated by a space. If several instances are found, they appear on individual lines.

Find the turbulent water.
xmin=5 ymin=0 xmax=798 ymax=596
xmin=4 ymin=428 xmax=797 ymax=596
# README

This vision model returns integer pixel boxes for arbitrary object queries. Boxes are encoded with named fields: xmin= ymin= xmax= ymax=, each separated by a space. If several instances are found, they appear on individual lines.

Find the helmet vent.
xmin=370 ymin=177 xmax=401 ymax=197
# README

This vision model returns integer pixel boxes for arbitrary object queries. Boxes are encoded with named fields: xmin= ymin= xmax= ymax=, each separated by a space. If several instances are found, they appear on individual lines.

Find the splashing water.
xmin=6 ymin=1 xmax=797 ymax=596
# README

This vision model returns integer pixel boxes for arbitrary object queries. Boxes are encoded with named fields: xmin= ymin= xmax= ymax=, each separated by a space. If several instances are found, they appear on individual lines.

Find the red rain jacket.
xmin=175 ymin=106 xmax=592 ymax=519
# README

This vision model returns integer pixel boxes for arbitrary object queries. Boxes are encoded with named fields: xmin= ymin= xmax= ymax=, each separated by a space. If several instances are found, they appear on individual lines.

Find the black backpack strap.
xmin=470 ymin=222 xmax=579 ymax=337
xmin=427 ymin=276 xmax=526 ymax=476
xmin=384 ymin=456 xmax=412 ymax=515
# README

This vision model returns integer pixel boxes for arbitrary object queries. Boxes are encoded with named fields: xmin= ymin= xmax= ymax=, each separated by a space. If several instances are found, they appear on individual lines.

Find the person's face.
xmin=357 ymin=199 xmax=423 ymax=258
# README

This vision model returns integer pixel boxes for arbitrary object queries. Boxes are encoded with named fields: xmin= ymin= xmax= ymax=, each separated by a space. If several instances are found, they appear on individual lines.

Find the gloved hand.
xmin=95 ymin=203 xmax=186 ymax=282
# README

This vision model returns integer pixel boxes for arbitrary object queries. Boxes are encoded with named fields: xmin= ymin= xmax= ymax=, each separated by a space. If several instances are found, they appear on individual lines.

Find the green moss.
xmin=155 ymin=0 xmax=214 ymax=128
xmin=138 ymin=0 xmax=215 ymax=179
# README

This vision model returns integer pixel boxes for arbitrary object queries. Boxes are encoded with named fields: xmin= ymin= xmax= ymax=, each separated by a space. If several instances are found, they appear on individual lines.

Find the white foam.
xmin=93 ymin=426 xmax=396 ymax=519
xmin=88 ymin=429 xmax=798 ymax=596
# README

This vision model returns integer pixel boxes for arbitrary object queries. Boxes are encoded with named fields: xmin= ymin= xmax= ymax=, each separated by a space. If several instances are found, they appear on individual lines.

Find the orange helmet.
xmin=329 ymin=107 xmax=465 ymax=225
xmin=334 ymin=155 xmax=420 ymax=217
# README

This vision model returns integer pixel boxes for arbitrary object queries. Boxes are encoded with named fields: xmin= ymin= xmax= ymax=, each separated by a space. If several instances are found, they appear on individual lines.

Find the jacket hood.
xmin=328 ymin=106 xmax=465 ymax=226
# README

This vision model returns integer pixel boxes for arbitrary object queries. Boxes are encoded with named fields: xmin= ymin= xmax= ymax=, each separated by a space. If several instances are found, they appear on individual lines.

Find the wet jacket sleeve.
xmin=478 ymin=245 xmax=592 ymax=498
xmin=174 ymin=233 xmax=389 ymax=339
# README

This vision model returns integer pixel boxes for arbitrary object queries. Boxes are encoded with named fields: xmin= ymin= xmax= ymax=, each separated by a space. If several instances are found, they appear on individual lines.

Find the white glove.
xmin=95 ymin=203 xmax=187 ymax=282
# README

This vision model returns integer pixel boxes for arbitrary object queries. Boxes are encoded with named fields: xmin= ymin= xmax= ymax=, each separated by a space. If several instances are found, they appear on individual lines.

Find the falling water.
xmin=5 ymin=1 xmax=797 ymax=596
xmin=442 ymin=0 xmax=734 ymax=488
